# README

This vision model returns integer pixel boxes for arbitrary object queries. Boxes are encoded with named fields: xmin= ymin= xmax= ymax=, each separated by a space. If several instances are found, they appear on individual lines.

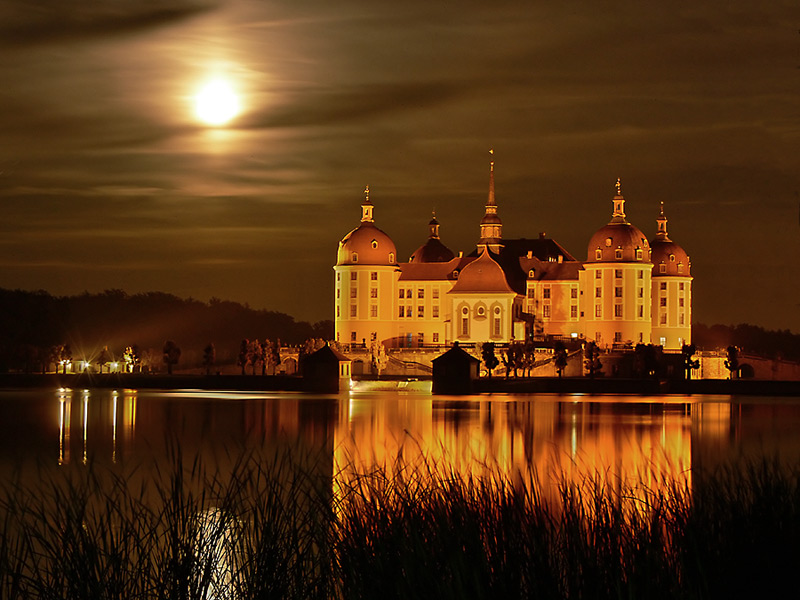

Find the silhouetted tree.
xmin=724 ymin=345 xmax=740 ymax=380
xmin=481 ymin=342 xmax=499 ymax=378
xmin=97 ymin=346 xmax=110 ymax=374
xmin=634 ymin=343 xmax=661 ymax=379
xmin=163 ymin=340 xmax=181 ymax=375
xmin=248 ymin=339 xmax=262 ymax=375
xmin=60 ymin=344 xmax=72 ymax=373
xmin=202 ymin=343 xmax=215 ymax=375
xmin=554 ymin=341 xmax=568 ymax=378
xmin=238 ymin=339 xmax=250 ymax=375
xmin=682 ymin=343 xmax=700 ymax=380
xmin=123 ymin=345 xmax=140 ymax=373
xmin=584 ymin=342 xmax=602 ymax=379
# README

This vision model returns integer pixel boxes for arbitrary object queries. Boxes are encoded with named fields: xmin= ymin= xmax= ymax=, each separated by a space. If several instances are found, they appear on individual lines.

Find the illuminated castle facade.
xmin=334 ymin=163 xmax=692 ymax=351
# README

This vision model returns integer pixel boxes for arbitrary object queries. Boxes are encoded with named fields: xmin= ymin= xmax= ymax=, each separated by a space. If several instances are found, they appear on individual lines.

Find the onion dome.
xmin=410 ymin=213 xmax=455 ymax=263
xmin=650 ymin=202 xmax=691 ymax=276
xmin=587 ymin=179 xmax=650 ymax=263
xmin=337 ymin=186 xmax=398 ymax=266
xmin=450 ymin=250 xmax=515 ymax=294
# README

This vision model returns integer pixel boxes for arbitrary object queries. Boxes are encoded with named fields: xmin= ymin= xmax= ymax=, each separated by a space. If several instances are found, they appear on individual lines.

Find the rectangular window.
xmin=614 ymin=304 xmax=622 ymax=318
xmin=432 ymin=288 xmax=439 ymax=299
xmin=461 ymin=318 xmax=469 ymax=336
xmin=571 ymin=305 xmax=578 ymax=318
xmin=433 ymin=333 xmax=439 ymax=343
xmin=399 ymin=289 xmax=405 ymax=298
xmin=370 ymin=288 xmax=378 ymax=298
xmin=595 ymin=305 xmax=602 ymax=317
xmin=418 ymin=333 xmax=424 ymax=345
xmin=336 ymin=289 xmax=340 ymax=299
xmin=543 ymin=288 xmax=551 ymax=299
xmin=432 ymin=305 xmax=439 ymax=318
xmin=543 ymin=305 xmax=551 ymax=318
xmin=527 ymin=288 xmax=535 ymax=298
xmin=571 ymin=288 xmax=578 ymax=298
xmin=679 ymin=298 xmax=685 ymax=307
xmin=418 ymin=288 xmax=424 ymax=298
xmin=615 ymin=269 xmax=622 ymax=279
xmin=595 ymin=287 xmax=602 ymax=298
xmin=337 ymin=273 xmax=341 ymax=281
xmin=350 ymin=287 xmax=357 ymax=298
xmin=406 ymin=306 xmax=412 ymax=317
xmin=679 ymin=314 xmax=685 ymax=325
xmin=595 ymin=271 xmax=602 ymax=279
xmin=493 ymin=317 xmax=501 ymax=337
xmin=638 ymin=287 xmax=644 ymax=298
xmin=660 ymin=313 xmax=667 ymax=325
xmin=418 ymin=306 xmax=424 ymax=318
xmin=351 ymin=331 xmax=357 ymax=342
xmin=370 ymin=272 xmax=377 ymax=280
xmin=399 ymin=306 xmax=404 ymax=318
xmin=636 ymin=248 xmax=643 ymax=260
xmin=638 ymin=270 xmax=643 ymax=280
xmin=679 ymin=282 xmax=685 ymax=291
xmin=370 ymin=305 xmax=378 ymax=318
xmin=350 ymin=272 xmax=357 ymax=280
xmin=660 ymin=297 xmax=667 ymax=307
xmin=614 ymin=332 xmax=622 ymax=342
xmin=659 ymin=264 xmax=666 ymax=273
xmin=638 ymin=305 xmax=644 ymax=318
xmin=615 ymin=249 xmax=623 ymax=259
xmin=615 ymin=286 xmax=622 ymax=298
xmin=350 ymin=305 xmax=357 ymax=317
xmin=660 ymin=282 xmax=667 ymax=291
xmin=336 ymin=306 xmax=340 ymax=317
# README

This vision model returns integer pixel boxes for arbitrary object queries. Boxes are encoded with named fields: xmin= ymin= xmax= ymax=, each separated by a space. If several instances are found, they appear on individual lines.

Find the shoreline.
xmin=0 ymin=372 xmax=798 ymax=396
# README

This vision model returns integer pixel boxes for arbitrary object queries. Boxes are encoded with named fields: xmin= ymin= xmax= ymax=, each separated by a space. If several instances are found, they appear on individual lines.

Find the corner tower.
xmin=334 ymin=187 xmax=400 ymax=348
xmin=582 ymin=179 xmax=653 ymax=347
xmin=650 ymin=202 xmax=692 ymax=349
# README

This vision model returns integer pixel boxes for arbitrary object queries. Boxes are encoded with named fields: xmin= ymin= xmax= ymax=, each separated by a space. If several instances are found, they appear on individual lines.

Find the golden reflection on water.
xmin=335 ymin=393 xmax=695 ymax=507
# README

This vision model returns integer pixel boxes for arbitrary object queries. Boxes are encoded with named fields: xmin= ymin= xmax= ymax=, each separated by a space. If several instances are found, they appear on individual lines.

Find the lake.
xmin=3 ymin=386 xmax=800 ymax=501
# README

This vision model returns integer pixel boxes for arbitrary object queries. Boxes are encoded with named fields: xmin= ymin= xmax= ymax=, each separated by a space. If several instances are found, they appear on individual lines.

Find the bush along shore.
xmin=2 ymin=447 xmax=800 ymax=599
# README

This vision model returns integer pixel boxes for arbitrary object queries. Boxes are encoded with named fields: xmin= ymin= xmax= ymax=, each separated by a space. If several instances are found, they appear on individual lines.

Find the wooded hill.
xmin=0 ymin=288 xmax=333 ymax=372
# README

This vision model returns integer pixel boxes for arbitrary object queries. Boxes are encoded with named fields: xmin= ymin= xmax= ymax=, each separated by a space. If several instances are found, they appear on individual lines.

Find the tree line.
xmin=693 ymin=323 xmax=800 ymax=362
xmin=0 ymin=288 xmax=333 ymax=373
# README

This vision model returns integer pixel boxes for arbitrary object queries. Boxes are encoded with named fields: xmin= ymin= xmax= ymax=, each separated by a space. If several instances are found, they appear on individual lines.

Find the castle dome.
xmin=450 ymin=250 xmax=514 ymax=294
xmin=410 ymin=213 xmax=455 ymax=263
xmin=336 ymin=187 xmax=398 ymax=266
xmin=587 ymin=180 xmax=651 ymax=263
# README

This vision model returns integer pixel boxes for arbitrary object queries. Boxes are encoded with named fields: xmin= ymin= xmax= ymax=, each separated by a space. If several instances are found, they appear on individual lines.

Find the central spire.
xmin=479 ymin=149 xmax=503 ymax=253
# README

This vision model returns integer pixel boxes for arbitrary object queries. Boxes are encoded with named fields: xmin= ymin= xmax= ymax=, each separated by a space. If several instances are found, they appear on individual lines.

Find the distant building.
xmin=334 ymin=163 xmax=692 ymax=350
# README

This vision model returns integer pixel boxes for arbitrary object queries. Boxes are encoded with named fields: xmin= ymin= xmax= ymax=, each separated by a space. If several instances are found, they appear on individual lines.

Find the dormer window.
xmin=678 ymin=263 xmax=684 ymax=273
xmin=595 ymin=249 xmax=602 ymax=260
xmin=371 ymin=239 xmax=378 ymax=249
xmin=636 ymin=248 xmax=642 ymax=260
xmin=352 ymin=252 xmax=358 ymax=262
xmin=605 ymin=238 xmax=612 ymax=247
xmin=389 ymin=252 xmax=395 ymax=262
xmin=669 ymin=254 xmax=675 ymax=262
xmin=659 ymin=263 xmax=666 ymax=273
xmin=528 ymin=269 xmax=535 ymax=278
xmin=615 ymin=248 xmax=623 ymax=260
xmin=453 ymin=270 xmax=459 ymax=279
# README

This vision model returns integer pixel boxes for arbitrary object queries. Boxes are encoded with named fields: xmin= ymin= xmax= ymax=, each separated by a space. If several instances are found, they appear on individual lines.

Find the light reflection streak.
xmin=82 ymin=391 xmax=89 ymax=465
xmin=58 ymin=389 xmax=71 ymax=465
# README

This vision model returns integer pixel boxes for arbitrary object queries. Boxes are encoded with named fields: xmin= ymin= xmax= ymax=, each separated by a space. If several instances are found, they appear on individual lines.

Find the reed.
xmin=1 ymin=446 xmax=799 ymax=599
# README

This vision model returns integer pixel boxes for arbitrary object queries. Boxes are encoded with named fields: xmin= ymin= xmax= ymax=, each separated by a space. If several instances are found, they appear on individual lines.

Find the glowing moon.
xmin=194 ymin=79 xmax=240 ymax=126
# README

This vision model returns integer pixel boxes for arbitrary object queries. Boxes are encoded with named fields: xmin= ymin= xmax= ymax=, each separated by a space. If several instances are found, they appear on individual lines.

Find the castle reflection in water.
xmin=3 ymin=388 xmax=800 ymax=503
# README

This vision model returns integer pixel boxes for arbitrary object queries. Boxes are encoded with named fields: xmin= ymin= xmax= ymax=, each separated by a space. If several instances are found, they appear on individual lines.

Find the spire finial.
xmin=360 ymin=185 xmax=374 ymax=222
xmin=615 ymin=177 xmax=622 ymax=196
xmin=656 ymin=201 xmax=669 ymax=238
xmin=610 ymin=177 xmax=626 ymax=223
xmin=489 ymin=148 xmax=494 ymax=172
xmin=364 ymin=185 xmax=370 ymax=203
xmin=659 ymin=201 xmax=664 ymax=216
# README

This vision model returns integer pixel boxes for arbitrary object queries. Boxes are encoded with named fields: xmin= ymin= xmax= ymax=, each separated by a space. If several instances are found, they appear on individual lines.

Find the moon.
xmin=194 ymin=79 xmax=241 ymax=126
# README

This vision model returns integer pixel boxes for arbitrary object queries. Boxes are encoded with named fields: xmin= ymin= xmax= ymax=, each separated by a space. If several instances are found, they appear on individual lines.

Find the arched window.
xmin=389 ymin=252 xmax=395 ymax=262
xmin=492 ymin=307 xmax=502 ymax=337
xmin=595 ymin=249 xmax=602 ymax=260
xmin=352 ymin=252 xmax=358 ymax=262
xmin=371 ymin=239 xmax=378 ymax=249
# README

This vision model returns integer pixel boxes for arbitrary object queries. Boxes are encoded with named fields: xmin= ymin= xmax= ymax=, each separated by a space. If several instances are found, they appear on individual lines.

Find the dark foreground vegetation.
xmin=2 ymin=447 xmax=799 ymax=600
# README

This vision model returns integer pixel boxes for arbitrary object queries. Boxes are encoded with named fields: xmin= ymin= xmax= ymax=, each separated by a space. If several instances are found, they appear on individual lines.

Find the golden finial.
xmin=660 ymin=201 xmax=665 ymax=216
xmin=615 ymin=177 xmax=622 ymax=196
xmin=489 ymin=148 xmax=494 ymax=171
xmin=364 ymin=185 xmax=370 ymax=203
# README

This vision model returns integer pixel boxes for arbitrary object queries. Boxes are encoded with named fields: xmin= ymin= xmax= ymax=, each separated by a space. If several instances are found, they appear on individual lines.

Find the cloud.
xmin=0 ymin=0 xmax=217 ymax=47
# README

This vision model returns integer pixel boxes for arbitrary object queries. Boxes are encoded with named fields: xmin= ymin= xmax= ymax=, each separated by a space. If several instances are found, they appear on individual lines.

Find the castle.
xmin=334 ymin=159 xmax=692 ymax=351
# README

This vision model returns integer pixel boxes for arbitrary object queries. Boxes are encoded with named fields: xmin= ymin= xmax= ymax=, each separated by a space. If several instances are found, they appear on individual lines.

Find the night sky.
xmin=1 ymin=0 xmax=798 ymax=331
